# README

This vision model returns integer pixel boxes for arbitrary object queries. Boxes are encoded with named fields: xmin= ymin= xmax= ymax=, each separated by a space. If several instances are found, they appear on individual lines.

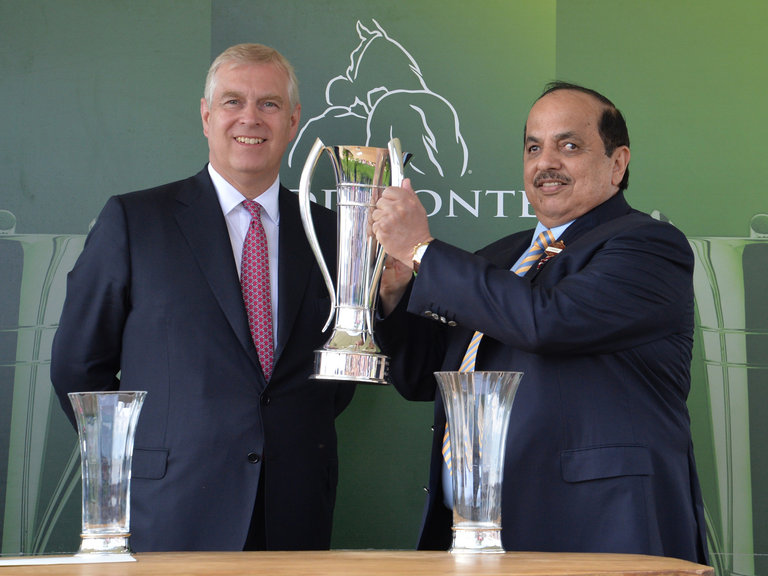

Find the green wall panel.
xmin=556 ymin=0 xmax=768 ymax=237
xmin=0 ymin=0 xmax=211 ymax=554
xmin=0 ymin=0 xmax=211 ymax=235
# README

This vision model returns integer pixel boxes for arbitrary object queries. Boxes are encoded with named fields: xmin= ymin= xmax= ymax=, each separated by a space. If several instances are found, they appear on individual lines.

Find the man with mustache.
xmin=371 ymin=82 xmax=708 ymax=564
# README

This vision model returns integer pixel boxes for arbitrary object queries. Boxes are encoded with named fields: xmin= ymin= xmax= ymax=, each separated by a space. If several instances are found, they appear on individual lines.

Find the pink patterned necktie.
xmin=241 ymin=200 xmax=274 ymax=380
xmin=443 ymin=229 xmax=555 ymax=472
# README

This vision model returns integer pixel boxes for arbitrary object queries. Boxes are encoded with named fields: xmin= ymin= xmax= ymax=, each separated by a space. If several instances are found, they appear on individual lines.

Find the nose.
xmin=240 ymin=102 xmax=262 ymax=125
xmin=535 ymin=144 xmax=561 ymax=170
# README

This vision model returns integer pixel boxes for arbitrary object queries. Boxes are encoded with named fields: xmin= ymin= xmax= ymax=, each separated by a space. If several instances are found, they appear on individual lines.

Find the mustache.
xmin=533 ymin=171 xmax=572 ymax=187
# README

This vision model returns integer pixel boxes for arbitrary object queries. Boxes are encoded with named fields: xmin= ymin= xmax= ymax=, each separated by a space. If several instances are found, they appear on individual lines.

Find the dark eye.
xmin=563 ymin=142 xmax=578 ymax=151
xmin=526 ymin=144 xmax=540 ymax=154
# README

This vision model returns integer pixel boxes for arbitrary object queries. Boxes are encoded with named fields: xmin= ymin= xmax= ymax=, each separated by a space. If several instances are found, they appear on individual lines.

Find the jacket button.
xmin=423 ymin=486 xmax=430 ymax=494
xmin=261 ymin=394 xmax=271 ymax=406
xmin=247 ymin=453 xmax=261 ymax=464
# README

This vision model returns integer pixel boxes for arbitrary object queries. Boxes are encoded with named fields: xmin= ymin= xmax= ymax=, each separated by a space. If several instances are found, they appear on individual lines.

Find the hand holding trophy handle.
xmin=366 ymin=138 xmax=407 ymax=334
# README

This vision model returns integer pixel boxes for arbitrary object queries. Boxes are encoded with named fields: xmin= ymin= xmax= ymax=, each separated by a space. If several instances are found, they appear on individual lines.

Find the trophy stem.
xmin=68 ymin=391 xmax=146 ymax=556
xmin=434 ymin=371 xmax=523 ymax=554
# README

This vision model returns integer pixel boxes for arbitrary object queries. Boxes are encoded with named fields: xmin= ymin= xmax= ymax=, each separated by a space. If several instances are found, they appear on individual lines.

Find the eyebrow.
xmin=218 ymin=91 xmax=285 ymax=105
xmin=525 ymin=131 xmax=580 ymax=144
xmin=555 ymin=131 xmax=578 ymax=141
xmin=261 ymin=94 xmax=285 ymax=104
xmin=219 ymin=90 xmax=244 ymax=100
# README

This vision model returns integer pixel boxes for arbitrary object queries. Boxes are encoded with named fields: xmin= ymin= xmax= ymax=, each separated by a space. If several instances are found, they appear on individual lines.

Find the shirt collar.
xmin=207 ymin=163 xmax=280 ymax=225
xmin=534 ymin=219 xmax=572 ymax=242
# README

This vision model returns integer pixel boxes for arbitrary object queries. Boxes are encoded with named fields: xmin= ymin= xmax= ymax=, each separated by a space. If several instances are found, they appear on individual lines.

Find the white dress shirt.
xmin=207 ymin=163 xmax=280 ymax=347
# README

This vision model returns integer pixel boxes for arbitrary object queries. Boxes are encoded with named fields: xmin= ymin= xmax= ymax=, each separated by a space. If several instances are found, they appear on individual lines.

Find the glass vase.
xmin=434 ymin=371 xmax=523 ymax=553
xmin=68 ymin=391 xmax=146 ymax=556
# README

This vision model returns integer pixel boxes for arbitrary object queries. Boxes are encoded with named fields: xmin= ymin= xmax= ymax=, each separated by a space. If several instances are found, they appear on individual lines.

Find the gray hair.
xmin=203 ymin=43 xmax=300 ymax=110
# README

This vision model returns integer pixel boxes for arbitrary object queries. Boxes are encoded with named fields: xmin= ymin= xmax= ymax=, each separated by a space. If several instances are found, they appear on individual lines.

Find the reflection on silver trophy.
xmin=68 ymin=391 xmax=146 ymax=556
xmin=299 ymin=138 xmax=408 ymax=384
xmin=435 ymin=371 xmax=523 ymax=554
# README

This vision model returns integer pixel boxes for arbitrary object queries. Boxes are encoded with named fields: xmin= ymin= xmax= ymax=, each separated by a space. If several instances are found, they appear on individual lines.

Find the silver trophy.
xmin=299 ymin=138 xmax=408 ymax=384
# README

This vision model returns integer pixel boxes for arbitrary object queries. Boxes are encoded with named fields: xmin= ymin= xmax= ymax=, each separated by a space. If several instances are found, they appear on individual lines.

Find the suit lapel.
xmin=558 ymin=191 xmax=633 ymax=246
xmin=483 ymin=231 xmax=534 ymax=270
xmin=274 ymin=187 xmax=315 ymax=365
xmin=173 ymin=169 xmax=262 ymax=372
xmin=526 ymin=191 xmax=633 ymax=280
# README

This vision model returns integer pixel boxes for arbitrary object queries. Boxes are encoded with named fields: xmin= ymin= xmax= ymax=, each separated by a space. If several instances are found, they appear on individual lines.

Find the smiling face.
xmin=201 ymin=61 xmax=300 ymax=198
xmin=523 ymin=89 xmax=630 ymax=228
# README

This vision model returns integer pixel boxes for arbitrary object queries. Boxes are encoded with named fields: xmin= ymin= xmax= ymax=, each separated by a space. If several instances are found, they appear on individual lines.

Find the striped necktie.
xmin=241 ymin=200 xmax=274 ymax=380
xmin=443 ymin=229 xmax=555 ymax=472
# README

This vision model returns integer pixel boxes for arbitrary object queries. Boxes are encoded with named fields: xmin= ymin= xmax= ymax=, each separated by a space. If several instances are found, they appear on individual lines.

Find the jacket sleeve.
xmin=408 ymin=215 xmax=694 ymax=356
xmin=375 ymin=281 xmax=449 ymax=402
xmin=50 ymin=196 xmax=129 ymax=426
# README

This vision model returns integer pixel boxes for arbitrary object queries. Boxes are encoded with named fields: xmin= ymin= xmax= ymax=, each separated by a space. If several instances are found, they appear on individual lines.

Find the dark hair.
xmin=536 ymin=81 xmax=630 ymax=192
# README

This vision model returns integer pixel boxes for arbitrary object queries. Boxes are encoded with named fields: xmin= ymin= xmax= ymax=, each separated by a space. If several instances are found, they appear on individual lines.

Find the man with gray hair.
xmin=51 ymin=43 xmax=354 ymax=551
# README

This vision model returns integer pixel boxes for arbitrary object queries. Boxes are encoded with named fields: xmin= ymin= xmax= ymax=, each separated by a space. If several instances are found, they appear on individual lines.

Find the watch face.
xmin=414 ymin=243 xmax=429 ymax=263
xmin=413 ymin=242 xmax=430 ymax=273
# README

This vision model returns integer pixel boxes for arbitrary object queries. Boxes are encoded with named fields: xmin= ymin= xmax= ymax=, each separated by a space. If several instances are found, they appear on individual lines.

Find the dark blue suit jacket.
xmin=377 ymin=192 xmax=708 ymax=563
xmin=51 ymin=168 xmax=354 ymax=551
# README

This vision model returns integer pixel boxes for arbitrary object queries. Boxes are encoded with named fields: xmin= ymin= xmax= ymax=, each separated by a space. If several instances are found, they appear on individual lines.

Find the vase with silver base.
xmin=434 ymin=370 xmax=523 ymax=553
xmin=69 ymin=391 xmax=146 ymax=556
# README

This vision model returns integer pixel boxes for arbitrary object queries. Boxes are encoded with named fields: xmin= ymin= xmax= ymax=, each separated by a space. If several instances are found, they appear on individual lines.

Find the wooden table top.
xmin=0 ymin=550 xmax=714 ymax=575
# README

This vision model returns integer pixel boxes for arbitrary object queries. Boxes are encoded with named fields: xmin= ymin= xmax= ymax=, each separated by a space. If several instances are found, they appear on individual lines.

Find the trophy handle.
xmin=388 ymin=137 xmax=406 ymax=188
xmin=365 ymin=138 xmax=408 ymax=335
xmin=299 ymin=137 xmax=336 ymax=332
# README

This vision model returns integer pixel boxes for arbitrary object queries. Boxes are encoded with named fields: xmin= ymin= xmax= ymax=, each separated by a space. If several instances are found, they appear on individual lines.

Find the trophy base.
xmin=311 ymin=349 xmax=389 ymax=384
xmin=76 ymin=533 xmax=132 ymax=556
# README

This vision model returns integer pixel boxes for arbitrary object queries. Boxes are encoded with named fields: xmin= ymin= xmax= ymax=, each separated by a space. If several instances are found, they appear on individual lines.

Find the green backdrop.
xmin=1 ymin=2 xmax=766 ymax=574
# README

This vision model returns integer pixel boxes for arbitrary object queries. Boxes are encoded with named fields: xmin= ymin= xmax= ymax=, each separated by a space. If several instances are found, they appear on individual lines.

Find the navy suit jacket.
xmin=377 ymin=192 xmax=708 ymax=564
xmin=51 ymin=168 xmax=354 ymax=551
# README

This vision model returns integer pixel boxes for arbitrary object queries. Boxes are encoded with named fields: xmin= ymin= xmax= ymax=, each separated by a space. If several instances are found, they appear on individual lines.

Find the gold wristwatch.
xmin=412 ymin=240 xmax=431 ymax=273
